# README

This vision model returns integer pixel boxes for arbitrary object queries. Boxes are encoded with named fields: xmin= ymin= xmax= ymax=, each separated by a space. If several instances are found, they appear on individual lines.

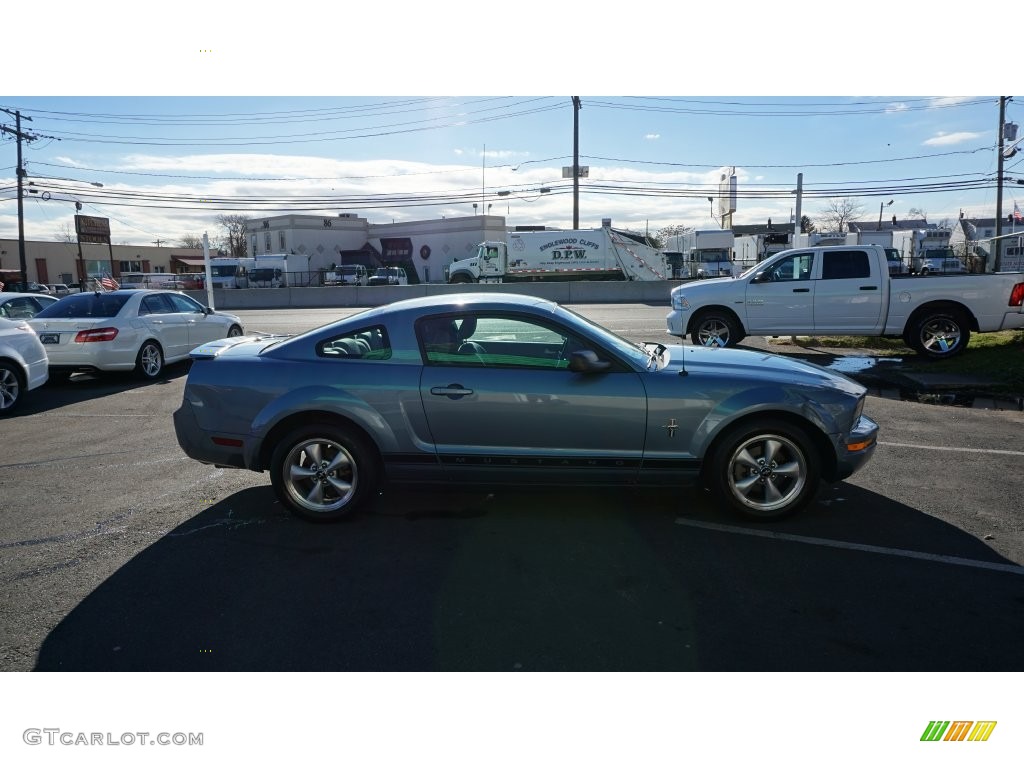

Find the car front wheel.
xmin=134 ymin=340 xmax=164 ymax=379
xmin=269 ymin=424 xmax=378 ymax=522
xmin=690 ymin=311 xmax=742 ymax=348
xmin=227 ymin=324 xmax=243 ymax=337
xmin=709 ymin=419 xmax=819 ymax=521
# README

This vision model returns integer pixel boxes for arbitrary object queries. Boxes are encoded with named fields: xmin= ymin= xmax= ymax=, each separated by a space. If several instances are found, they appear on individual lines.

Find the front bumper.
xmin=830 ymin=415 xmax=879 ymax=482
xmin=666 ymin=309 xmax=687 ymax=337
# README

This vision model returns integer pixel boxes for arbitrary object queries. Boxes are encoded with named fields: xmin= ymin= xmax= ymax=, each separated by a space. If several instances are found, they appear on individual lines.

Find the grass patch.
xmin=769 ymin=330 xmax=1024 ymax=393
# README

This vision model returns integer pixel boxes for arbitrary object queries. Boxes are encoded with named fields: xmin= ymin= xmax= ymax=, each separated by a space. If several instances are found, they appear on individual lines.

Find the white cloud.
xmin=645 ymin=134 xmax=660 ymax=140
xmin=923 ymin=131 xmax=983 ymax=146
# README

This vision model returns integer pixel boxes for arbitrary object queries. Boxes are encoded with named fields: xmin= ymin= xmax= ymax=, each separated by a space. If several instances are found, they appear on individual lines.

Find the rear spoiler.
xmin=189 ymin=332 xmax=286 ymax=360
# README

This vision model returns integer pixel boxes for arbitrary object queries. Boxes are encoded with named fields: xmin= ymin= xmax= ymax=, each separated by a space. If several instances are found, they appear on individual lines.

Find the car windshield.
xmin=698 ymin=250 xmax=730 ymax=263
xmin=34 ymin=292 xmax=130 ymax=318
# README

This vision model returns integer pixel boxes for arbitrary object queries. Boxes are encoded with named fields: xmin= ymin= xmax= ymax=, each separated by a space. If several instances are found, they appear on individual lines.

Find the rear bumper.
xmin=173 ymin=399 xmax=250 ymax=470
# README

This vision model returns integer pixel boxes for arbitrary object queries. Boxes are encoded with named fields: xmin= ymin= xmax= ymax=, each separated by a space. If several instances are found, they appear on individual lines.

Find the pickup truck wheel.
xmin=709 ymin=419 xmax=820 ymax=521
xmin=690 ymin=312 xmax=742 ymax=348
xmin=909 ymin=310 xmax=971 ymax=359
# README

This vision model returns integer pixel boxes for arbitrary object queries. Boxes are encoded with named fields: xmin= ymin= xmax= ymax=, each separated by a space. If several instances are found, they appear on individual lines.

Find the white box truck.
xmin=446 ymin=227 xmax=669 ymax=283
xmin=679 ymin=229 xmax=736 ymax=278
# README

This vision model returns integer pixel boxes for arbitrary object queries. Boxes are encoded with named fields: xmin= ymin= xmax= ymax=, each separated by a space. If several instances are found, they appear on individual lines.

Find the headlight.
xmin=671 ymin=293 xmax=690 ymax=311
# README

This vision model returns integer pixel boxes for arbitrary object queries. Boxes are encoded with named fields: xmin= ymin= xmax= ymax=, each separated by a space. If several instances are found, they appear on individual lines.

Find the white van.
xmin=325 ymin=265 xmax=367 ymax=286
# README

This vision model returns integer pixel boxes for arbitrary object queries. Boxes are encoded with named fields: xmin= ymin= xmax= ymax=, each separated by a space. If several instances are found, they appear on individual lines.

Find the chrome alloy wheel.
xmin=919 ymin=317 xmax=962 ymax=355
xmin=139 ymin=343 xmax=163 ymax=377
xmin=696 ymin=318 xmax=731 ymax=347
xmin=0 ymin=366 xmax=20 ymax=411
xmin=725 ymin=432 xmax=807 ymax=515
xmin=282 ymin=438 xmax=357 ymax=514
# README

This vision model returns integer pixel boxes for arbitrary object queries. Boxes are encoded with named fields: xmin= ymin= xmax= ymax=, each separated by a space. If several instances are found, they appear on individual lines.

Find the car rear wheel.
xmin=909 ymin=310 xmax=970 ymax=359
xmin=690 ymin=311 xmax=742 ymax=348
xmin=269 ymin=424 xmax=378 ymax=522
xmin=709 ymin=419 xmax=819 ymax=521
xmin=0 ymin=361 xmax=23 ymax=415
xmin=134 ymin=340 xmax=164 ymax=380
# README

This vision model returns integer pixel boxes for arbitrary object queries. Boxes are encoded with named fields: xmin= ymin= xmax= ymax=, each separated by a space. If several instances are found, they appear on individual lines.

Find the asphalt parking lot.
xmin=1 ymin=303 xmax=1023 ymax=671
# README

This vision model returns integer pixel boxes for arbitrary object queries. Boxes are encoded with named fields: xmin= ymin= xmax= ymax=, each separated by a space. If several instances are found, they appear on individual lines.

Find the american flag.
xmin=1014 ymin=201 xmax=1023 ymax=224
xmin=99 ymin=274 xmax=119 ymax=290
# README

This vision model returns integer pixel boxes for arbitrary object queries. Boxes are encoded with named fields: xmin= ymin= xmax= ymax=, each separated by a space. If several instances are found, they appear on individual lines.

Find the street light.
xmin=707 ymin=196 xmax=719 ymax=227
xmin=877 ymin=199 xmax=894 ymax=230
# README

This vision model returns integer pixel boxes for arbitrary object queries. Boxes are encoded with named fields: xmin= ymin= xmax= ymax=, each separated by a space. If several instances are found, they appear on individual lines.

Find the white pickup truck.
xmin=666 ymin=244 xmax=1024 ymax=359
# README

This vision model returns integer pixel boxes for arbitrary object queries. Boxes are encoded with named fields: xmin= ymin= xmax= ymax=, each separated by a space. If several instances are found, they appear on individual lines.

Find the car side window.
xmin=767 ymin=252 xmax=814 ymax=281
xmin=318 ymin=326 xmax=391 ymax=360
xmin=139 ymin=295 xmax=172 ymax=315
xmin=417 ymin=313 xmax=595 ymax=370
xmin=166 ymin=293 xmax=204 ymax=313
xmin=821 ymin=250 xmax=871 ymax=280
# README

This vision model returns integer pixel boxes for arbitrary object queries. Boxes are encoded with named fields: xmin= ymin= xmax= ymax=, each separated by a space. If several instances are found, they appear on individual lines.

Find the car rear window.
xmin=34 ymin=293 xmax=130 ymax=319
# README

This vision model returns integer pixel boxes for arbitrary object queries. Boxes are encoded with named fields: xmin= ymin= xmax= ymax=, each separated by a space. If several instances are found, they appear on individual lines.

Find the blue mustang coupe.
xmin=174 ymin=293 xmax=878 ymax=523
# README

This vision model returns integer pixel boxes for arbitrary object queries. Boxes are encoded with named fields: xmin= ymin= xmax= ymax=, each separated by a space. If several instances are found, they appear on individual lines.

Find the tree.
xmin=215 ymin=214 xmax=250 ymax=258
xmin=654 ymin=224 xmax=692 ymax=250
xmin=817 ymin=198 xmax=864 ymax=233
xmin=908 ymin=207 xmax=928 ymax=223
xmin=800 ymin=215 xmax=815 ymax=235
xmin=54 ymin=223 xmax=75 ymax=243
xmin=179 ymin=234 xmax=204 ymax=249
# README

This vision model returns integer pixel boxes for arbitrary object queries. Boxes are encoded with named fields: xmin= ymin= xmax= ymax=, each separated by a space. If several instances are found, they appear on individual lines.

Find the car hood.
xmin=660 ymin=344 xmax=865 ymax=397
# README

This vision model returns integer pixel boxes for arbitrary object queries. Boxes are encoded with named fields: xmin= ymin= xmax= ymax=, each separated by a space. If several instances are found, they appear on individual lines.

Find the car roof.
xmin=0 ymin=291 xmax=56 ymax=300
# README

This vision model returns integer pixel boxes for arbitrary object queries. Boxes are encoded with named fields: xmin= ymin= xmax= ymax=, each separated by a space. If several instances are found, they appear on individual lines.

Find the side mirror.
xmin=751 ymin=271 xmax=769 ymax=283
xmin=569 ymin=350 xmax=611 ymax=373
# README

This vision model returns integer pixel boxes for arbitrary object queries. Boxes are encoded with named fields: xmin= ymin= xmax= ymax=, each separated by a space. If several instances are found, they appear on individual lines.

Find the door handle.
xmin=792 ymin=288 xmax=810 ymax=293
xmin=859 ymin=286 xmax=878 ymax=290
xmin=430 ymin=384 xmax=474 ymax=400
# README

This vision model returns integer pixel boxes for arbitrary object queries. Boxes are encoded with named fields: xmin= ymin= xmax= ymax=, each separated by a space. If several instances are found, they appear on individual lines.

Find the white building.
xmin=245 ymin=213 xmax=509 ymax=283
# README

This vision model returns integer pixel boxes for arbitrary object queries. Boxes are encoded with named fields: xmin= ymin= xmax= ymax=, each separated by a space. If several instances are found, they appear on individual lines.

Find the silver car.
xmin=174 ymin=294 xmax=879 ymax=523
xmin=0 ymin=316 xmax=49 ymax=415
xmin=29 ymin=289 xmax=244 ymax=381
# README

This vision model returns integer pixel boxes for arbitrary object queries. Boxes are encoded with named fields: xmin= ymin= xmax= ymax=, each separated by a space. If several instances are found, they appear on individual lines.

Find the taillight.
xmin=74 ymin=327 xmax=119 ymax=343
xmin=1009 ymin=283 xmax=1024 ymax=308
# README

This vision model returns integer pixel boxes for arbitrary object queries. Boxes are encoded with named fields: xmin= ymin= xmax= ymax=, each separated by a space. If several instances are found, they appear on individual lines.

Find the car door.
xmin=165 ymin=293 xmax=222 ymax=348
xmin=812 ymin=249 xmax=884 ymax=333
xmin=743 ymin=250 xmax=816 ymax=333
xmin=417 ymin=312 xmax=648 ymax=485
xmin=137 ymin=293 xmax=189 ymax=359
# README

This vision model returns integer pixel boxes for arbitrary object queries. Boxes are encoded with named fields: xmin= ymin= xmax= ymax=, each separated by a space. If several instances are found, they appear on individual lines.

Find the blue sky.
xmin=2 ymin=5 xmax=1021 ymax=248
xmin=4 ymin=95 xmax=1016 ymax=247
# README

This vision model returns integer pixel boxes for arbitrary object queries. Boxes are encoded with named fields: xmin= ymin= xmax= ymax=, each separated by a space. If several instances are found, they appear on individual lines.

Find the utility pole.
xmin=0 ymin=108 xmax=35 ymax=289
xmin=995 ymin=96 xmax=1008 ymax=272
xmin=572 ymin=97 xmax=581 ymax=229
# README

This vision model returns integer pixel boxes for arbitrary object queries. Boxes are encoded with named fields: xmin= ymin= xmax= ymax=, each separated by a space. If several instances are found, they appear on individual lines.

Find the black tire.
xmin=907 ymin=309 xmax=971 ymax=359
xmin=134 ymin=340 xmax=164 ymax=380
xmin=449 ymin=274 xmax=473 ymax=284
xmin=227 ymin=324 xmax=243 ymax=337
xmin=269 ymin=424 xmax=378 ymax=522
xmin=708 ymin=419 xmax=820 ymax=521
xmin=0 ymin=361 xmax=24 ymax=416
xmin=690 ymin=311 xmax=743 ymax=348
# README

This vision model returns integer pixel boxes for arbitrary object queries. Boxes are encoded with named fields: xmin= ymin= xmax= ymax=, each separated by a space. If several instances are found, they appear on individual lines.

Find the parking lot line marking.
xmin=878 ymin=441 xmax=1024 ymax=457
xmin=674 ymin=518 xmax=1024 ymax=576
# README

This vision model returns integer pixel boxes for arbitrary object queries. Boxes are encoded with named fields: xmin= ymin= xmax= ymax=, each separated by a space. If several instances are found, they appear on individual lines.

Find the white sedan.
xmin=0 ymin=317 xmax=49 ymax=415
xmin=28 ymin=289 xmax=244 ymax=381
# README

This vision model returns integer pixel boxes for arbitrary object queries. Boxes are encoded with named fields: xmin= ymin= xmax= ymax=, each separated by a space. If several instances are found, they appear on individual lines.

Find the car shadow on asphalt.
xmin=16 ymin=364 xmax=189 ymax=415
xmin=33 ymin=483 xmax=1024 ymax=672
